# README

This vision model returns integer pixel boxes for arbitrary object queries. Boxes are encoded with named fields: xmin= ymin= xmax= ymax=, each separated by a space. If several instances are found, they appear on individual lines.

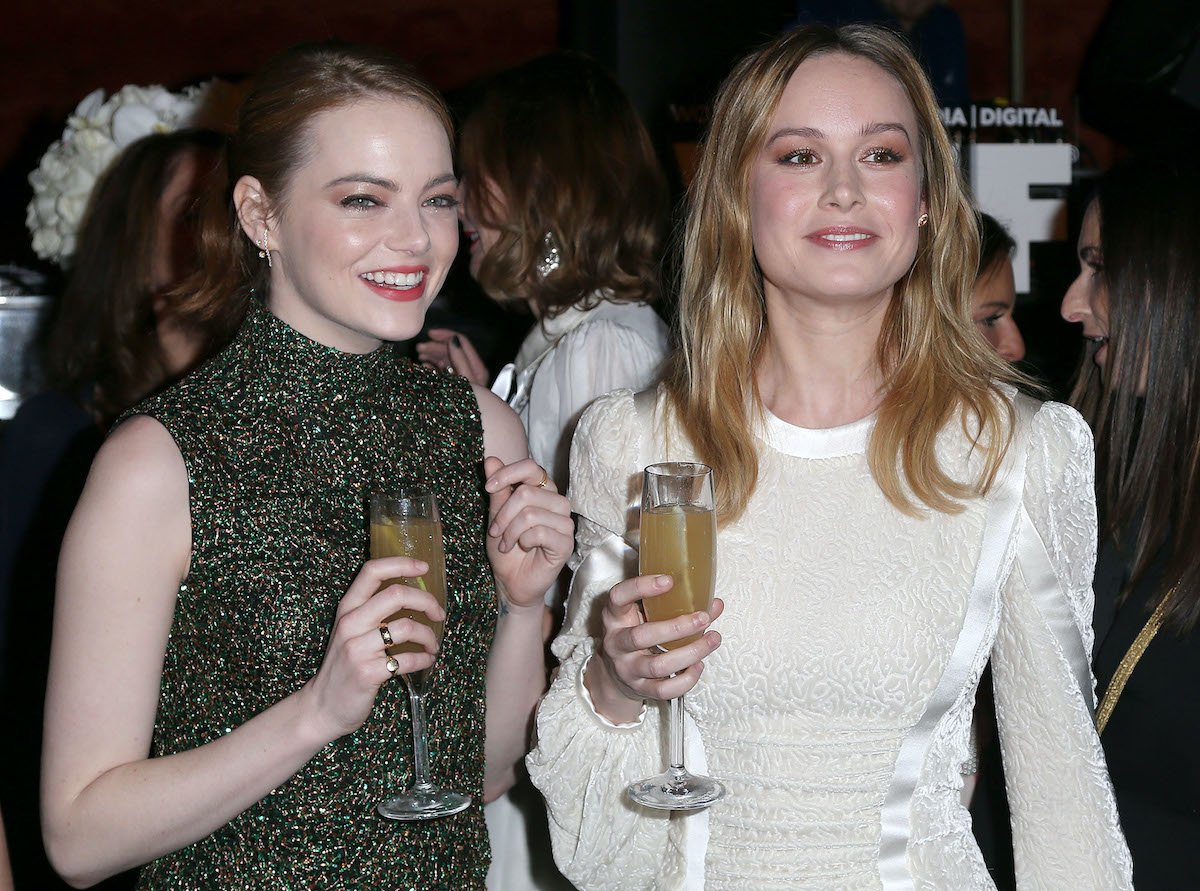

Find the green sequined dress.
xmin=130 ymin=302 xmax=495 ymax=889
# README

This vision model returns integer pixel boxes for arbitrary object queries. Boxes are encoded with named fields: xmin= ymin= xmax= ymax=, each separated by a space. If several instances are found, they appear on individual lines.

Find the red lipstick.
xmin=360 ymin=266 xmax=429 ymax=303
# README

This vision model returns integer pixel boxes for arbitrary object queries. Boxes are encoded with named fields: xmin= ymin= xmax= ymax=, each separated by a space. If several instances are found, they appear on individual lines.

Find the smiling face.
xmin=971 ymin=258 xmax=1025 ymax=363
xmin=458 ymin=176 xmax=506 ymax=283
xmin=239 ymin=98 xmax=459 ymax=353
xmin=749 ymin=52 xmax=926 ymax=320
xmin=1060 ymin=200 xmax=1109 ymax=368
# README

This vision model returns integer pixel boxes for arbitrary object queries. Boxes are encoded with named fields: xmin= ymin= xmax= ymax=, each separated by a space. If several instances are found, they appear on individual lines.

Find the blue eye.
xmin=424 ymin=194 xmax=460 ymax=209
xmin=340 ymin=194 xmax=379 ymax=209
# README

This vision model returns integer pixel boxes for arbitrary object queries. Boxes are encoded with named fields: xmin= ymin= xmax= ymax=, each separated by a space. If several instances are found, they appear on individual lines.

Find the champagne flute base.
xmin=377 ymin=786 xmax=472 ymax=822
xmin=626 ymin=767 xmax=726 ymax=811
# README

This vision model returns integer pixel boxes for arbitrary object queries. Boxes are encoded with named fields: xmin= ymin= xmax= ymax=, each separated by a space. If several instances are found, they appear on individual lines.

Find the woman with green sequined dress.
xmin=39 ymin=43 xmax=573 ymax=889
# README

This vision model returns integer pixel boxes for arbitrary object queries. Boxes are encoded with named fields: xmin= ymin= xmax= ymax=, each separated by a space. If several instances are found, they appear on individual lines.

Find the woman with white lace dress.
xmin=526 ymin=25 xmax=1133 ymax=890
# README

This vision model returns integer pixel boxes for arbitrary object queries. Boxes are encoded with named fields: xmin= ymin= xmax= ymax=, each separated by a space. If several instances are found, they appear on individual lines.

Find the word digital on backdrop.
xmin=940 ymin=104 xmax=1073 ymax=295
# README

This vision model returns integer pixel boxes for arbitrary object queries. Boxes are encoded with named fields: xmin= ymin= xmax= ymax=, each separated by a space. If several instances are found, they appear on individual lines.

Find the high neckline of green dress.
xmin=237 ymin=299 xmax=394 ymax=396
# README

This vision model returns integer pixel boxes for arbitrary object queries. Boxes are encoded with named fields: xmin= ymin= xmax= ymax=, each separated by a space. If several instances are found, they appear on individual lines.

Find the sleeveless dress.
xmin=130 ymin=302 xmax=496 ymax=889
xmin=527 ymin=387 xmax=1132 ymax=890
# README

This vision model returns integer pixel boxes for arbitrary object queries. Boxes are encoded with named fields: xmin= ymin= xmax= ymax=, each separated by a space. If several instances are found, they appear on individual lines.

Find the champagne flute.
xmin=626 ymin=462 xmax=726 ymax=811
xmin=370 ymin=489 xmax=472 ymax=821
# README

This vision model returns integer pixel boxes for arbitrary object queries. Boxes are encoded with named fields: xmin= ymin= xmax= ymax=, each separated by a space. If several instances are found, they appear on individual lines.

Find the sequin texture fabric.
xmin=129 ymin=302 xmax=495 ymax=888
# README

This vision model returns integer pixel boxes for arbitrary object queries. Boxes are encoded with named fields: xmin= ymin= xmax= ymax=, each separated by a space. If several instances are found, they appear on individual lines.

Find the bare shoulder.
xmin=472 ymin=383 xmax=528 ymax=465
xmin=68 ymin=414 xmax=191 ymax=579
xmin=85 ymin=415 xmax=187 ymax=502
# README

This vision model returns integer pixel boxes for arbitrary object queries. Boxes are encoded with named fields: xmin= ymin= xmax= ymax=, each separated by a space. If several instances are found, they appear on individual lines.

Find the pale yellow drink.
xmin=370 ymin=516 xmax=447 ymax=686
xmin=639 ymin=504 xmax=716 ymax=650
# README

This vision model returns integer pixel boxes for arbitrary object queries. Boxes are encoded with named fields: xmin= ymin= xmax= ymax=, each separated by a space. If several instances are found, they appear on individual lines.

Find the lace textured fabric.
xmin=526 ymin=387 xmax=1132 ymax=890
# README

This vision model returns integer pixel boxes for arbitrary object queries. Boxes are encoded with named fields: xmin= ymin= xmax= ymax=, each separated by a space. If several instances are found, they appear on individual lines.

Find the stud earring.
xmin=258 ymin=231 xmax=273 ymax=268
xmin=917 ymin=213 xmax=929 ymax=228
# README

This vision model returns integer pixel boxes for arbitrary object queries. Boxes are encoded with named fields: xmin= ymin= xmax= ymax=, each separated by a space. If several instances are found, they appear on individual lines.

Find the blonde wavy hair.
xmin=664 ymin=24 xmax=1024 ymax=524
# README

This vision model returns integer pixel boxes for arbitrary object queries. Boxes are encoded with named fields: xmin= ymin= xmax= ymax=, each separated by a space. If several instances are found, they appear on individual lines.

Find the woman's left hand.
xmin=483 ymin=456 xmax=574 ymax=613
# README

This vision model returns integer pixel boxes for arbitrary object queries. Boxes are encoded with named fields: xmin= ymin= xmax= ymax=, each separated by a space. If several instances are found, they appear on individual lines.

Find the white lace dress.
xmin=526 ymin=387 xmax=1133 ymax=890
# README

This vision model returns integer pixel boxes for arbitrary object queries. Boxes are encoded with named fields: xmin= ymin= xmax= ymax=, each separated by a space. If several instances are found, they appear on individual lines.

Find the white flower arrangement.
xmin=26 ymin=83 xmax=210 ymax=267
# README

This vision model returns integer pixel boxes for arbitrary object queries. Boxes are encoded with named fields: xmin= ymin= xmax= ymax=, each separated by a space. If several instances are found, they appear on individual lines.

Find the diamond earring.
xmin=917 ymin=213 xmax=929 ymax=228
xmin=536 ymin=231 xmax=561 ymax=279
xmin=258 ymin=232 xmax=272 ymax=268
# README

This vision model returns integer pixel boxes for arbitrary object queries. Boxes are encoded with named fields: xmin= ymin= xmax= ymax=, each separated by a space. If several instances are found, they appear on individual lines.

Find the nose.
xmin=1060 ymin=272 xmax=1091 ymax=324
xmin=387 ymin=206 xmax=432 ymax=254
xmin=820 ymin=157 xmax=865 ymax=210
xmin=997 ymin=319 xmax=1026 ymax=363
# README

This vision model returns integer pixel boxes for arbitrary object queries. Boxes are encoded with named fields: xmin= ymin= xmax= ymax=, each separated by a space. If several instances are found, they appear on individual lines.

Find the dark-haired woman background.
xmin=1060 ymin=158 xmax=1200 ymax=889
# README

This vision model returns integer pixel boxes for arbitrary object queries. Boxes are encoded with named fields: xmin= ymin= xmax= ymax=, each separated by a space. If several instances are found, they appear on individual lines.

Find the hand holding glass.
xmin=370 ymin=489 xmax=471 ymax=821
xmin=626 ymin=462 xmax=726 ymax=810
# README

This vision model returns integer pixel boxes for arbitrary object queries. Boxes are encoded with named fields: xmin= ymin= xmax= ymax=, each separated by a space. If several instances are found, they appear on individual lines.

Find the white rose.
xmin=38 ymin=147 xmax=70 ymax=183
xmin=56 ymin=191 xmax=90 ymax=229
xmin=32 ymin=193 xmax=57 ymax=224
xmin=111 ymin=103 xmax=161 ymax=148
xmin=31 ymin=227 xmax=63 ymax=262
xmin=69 ymin=88 xmax=111 ymax=130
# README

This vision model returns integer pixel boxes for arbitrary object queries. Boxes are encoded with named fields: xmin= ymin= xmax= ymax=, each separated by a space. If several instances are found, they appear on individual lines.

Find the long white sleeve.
xmin=991 ymin=402 xmax=1133 ymax=889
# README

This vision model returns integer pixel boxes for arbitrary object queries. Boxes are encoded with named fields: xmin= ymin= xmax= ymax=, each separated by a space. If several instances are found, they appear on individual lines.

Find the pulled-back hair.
xmin=44 ymin=129 xmax=227 ymax=424
xmin=176 ymin=41 xmax=453 ymax=334
xmin=457 ymin=51 xmax=667 ymax=314
xmin=665 ymin=24 xmax=1022 ymax=523
xmin=1070 ymin=159 xmax=1200 ymax=632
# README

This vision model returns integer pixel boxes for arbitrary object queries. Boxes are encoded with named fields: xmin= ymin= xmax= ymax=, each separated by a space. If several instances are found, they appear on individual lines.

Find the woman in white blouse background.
xmin=418 ymin=52 xmax=671 ymax=495
xmin=527 ymin=24 xmax=1132 ymax=890
xmin=418 ymin=52 xmax=670 ymax=891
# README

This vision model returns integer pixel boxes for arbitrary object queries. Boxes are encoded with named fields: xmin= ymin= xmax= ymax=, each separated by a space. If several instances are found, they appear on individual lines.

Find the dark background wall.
xmin=0 ymin=0 xmax=1120 ymax=272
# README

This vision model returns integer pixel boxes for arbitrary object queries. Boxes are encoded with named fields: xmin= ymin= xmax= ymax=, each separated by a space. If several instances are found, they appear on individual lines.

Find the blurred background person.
xmin=971 ymin=212 xmax=1024 ymax=364
xmin=1061 ymin=158 xmax=1200 ymax=889
xmin=418 ymin=51 xmax=670 ymax=496
xmin=0 ymin=127 xmax=228 ymax=890
xmin=418 ymin=51 xmax=670 ymax=891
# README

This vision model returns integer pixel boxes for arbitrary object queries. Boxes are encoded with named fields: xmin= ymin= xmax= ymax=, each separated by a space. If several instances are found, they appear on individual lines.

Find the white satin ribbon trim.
xmin=490 ymin=362 xmax=516 ymax=401
xmin=574 ymin=652 xmax=647 ymax=730
xmin=877 ymin=403 xmax=1032 ymax=890
xmin=1015 ymin=504 xmax=1096 ymax=712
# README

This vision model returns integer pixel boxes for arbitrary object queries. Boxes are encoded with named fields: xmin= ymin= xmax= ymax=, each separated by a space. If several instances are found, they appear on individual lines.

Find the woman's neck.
xmin=756 ymin=292 xmax=889 ymax=429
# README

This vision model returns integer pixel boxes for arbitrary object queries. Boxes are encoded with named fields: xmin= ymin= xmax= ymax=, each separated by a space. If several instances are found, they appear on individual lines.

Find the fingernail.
xmin=655 ymin=575 xmax=671 ymax=588
xmin=488 ymin=523 xmax=498 ymax=536
xmin=694 ymin=612 xmax=709 ymax=626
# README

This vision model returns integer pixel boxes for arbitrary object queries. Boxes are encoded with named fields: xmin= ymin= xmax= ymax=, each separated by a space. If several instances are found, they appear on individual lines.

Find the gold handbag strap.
xmin=1095 ymin=587 xmax=1175 ymax=734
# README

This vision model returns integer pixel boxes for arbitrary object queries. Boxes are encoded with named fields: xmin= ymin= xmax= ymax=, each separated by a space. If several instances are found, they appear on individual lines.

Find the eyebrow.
xmin=323 ymin=172 xmax=458 ymax=191
xmin=766 ymin=122 xmax=914 ymax=144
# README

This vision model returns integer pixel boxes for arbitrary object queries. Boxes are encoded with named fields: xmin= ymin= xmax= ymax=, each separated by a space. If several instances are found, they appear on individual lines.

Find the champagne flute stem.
xmin=669 ymin=693 xmax=686 ymax=776
xmin=404 ymin=677 xmax=435 ymax=791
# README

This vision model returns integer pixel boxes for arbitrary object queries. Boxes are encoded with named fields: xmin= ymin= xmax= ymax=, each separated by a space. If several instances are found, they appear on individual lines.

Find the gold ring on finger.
xmin=385 ymin=656 xmax=399 ymax=676
xmin=536 ymin=469 xmax=549 ymax=489
xmin=379 ymin=625 xmax=394 ymax=647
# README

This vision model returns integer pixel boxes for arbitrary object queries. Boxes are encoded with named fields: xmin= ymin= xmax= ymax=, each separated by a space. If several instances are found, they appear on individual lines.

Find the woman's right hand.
xmin=586 ymin=573 xmax=723 ymax=723
xmin=302 ymin=556 xmax=445 ymax=740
